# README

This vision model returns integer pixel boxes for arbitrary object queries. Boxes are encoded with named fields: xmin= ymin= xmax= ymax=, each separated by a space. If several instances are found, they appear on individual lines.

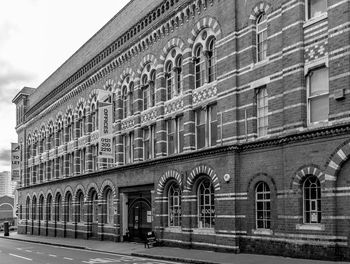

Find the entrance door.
xmin=128 ymin=198 xmax=152 ymax=241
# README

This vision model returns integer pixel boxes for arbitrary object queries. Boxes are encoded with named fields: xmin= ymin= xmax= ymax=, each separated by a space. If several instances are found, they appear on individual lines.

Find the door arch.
xmin=128 ymin=198 xmax=151 ymax=241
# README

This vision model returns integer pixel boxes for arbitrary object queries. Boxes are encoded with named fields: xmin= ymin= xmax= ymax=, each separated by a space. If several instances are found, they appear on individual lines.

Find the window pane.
xmin=167 ymin=120 xmax=174 ymax=155
xmin=310 ymin=68 xmax=329 ymax=96
xmin=310 ymin=95 xmax=329 ymax=123
xmin=309 ymin=0 xmax=327 ymax=19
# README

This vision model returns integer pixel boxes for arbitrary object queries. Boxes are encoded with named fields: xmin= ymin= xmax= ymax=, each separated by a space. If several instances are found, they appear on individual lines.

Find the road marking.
xmin=36 ymin=251 xmax=43 ymax=254
xmin=25 ymin=250 xmax=32 ymax=252
xmin=49 ymin=254 xmax=57 ymax=257
xmin=9 ymin=253 xmax=32 ymax=261
xmin=64 ymin=257 xmax=73 ymax=260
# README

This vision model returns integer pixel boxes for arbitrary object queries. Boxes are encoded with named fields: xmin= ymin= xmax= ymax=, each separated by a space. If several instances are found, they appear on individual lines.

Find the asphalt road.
xmin=0 ymin=239 xmax=180 ymax=264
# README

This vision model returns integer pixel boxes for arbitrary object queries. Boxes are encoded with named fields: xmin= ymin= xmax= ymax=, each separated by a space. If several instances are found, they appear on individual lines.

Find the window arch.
xmin=168 ymin=181 xmax=181 ymax=227
xmin=255 ymin=182 xmax=271 ymax=229
xmin=195 ymin=45 xmax=205 ymax=88
xmin=122 ymin=86 xmax=128 ymax=119
xmin=142 ymin=74 xmax=149 ymax=111
xmin=76 ymin=191 xmax=84 ymax=223
xmin=150 ymin=70 xmax=156 ymax=107
xmin=175 ymin=55 xmax=183 ymax=95
xmin=197 ymin=176 xmax=215 ymax=228
xmin=38 ymin=195 xmax=44 ymax=221
xmin=303 ymin=175 xmax=321 ymax=224
xmin=165 ymin=62 xmax=174 ymax=100
xmin=207 ymin=38 xmax=216 ymax=83
xmin=104 ymin=188 xmax=114 ymax=224
xmin=46 ymin=194 xmax=52 ymax=221
xmin=90 ymin=189 xmax=98 ymax=223
xmin=256 ymin=13 xmax=267 ymax=62
xmin=32 ymin=196 xmax=37 ymax=220
xmin=55 ymin=193 xmax=62 ymax=222
xmin=65 ymin=192 xmax=73 ymax=222
xmin=140 ymin=63 xmax=156 ymax=110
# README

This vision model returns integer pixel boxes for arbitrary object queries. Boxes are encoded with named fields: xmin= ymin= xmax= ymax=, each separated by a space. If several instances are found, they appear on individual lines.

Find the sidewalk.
xmin=0 ymin=231 xmax=349 ymax=264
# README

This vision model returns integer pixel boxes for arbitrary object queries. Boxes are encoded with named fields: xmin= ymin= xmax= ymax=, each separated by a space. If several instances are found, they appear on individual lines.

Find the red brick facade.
xmin=13 ymin=0 xmax=350 ymax=260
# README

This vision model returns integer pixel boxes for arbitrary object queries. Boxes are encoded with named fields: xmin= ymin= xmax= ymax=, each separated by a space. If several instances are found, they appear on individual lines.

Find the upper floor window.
xmin=143 ymin=125 xmax=156 ymax=160
xmin=197 ymin=177 xmax=215 ymax=228
xmin=256 ymin=87 xmax=268 ymax=137
xmin=207 ymin=38 xmax=216 ymax=83
xmin=195 ymin=45 xmax=206 ymax=88
xmin=142 ymin=75 xmax=149 ymax=111
xmin=166 ymin=62 xmax=175 ymax=100
xmin=78 ymin=111 xmax=85 ymax=138
xmin=307 ymin=0 xmax=327 ymax=20
xmin=307 ymin=67 xmax=329 ymax=124
xmin=122 ymin=86 xmax=128 ymax=119
xmin=141 ymin=64 xmax=156 ymax=110
xmin=303 ymin=175 xmax=321 ymax=224
xmin=255 ymin=182 xmax=271 ymax=229
xmin=196 ymin=104 xmax=217 ymax=150
xmin=150 ymin=71 xmax=156 ymax=107
xmin=91 ymin=105 xmax=98 ymax=132
xmin=256 ymin=13 xmax=267 ymax=62
xmin=167 ymin=116 xmax=184 ymax=155
xmin=124 ymin=132 xmax=134 ymax=164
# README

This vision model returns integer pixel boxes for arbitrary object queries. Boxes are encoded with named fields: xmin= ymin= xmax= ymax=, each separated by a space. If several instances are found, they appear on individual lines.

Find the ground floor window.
xmin=197 ymin=177 xmax=215 ymax=228
xmin=303 ymin=175 xmax=321 ymax=223
xmin=168 ymin=182 xmax=181 ymax=227
xmin=255 ymin=182 xmax=271 ymax=229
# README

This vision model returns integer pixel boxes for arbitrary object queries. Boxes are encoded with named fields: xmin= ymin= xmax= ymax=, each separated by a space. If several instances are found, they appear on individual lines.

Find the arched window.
xmin=38 ymin=195 xmax=44 ymax=221
xmin=67 ymin=116 xmax=74 ymax=142
xmin=166 ymin=62 xmax=174 ymax=100
xmin=46 ymin=194 xmax=52 ymax=221
xmin=207 ymin=38 xmax=216 ymax=83
xmin=303 ymin=175 xmax=321 ymax=223
xmin=55 ymin=194 xmax=62 ymax=222
xmin=129 ymin=82 xmax=134 ymax=116
xmin=168 ymin=182 xmax=181 ymax=227
xmin=122 ymin=86 xmax=128 ymax=119
xmin=197 ymin=177 xmax=215 ymax=228
xmin=78 ymin=111 xmax=85 ymax=138
xmin=76 ymin=191 xmax=84 ymax=223
xmin=66 ymin=192 xmax=73 ymax=222
xmin=256 ymin=13 xmax=267 ymax=62
xmin=142 ymin=75 xmax=149 ymax=111
xmin=195 ymin=45 xmax=205 ymax=88
xmin=150 ymin=71 xmax=156 ymax=107
xmin=105 ymin=189 xmax=114 ymax=224
xmin=91 ymin=190 xmax=98 ymax=222
xmin=32 ymin=196 xmax=37 ymax=220
xmin=255 ymin=182 xmax=271 ymax=229
xmin=175 ymin=56 xmax=183 ymax=95
xmin=91 ymin=105 xmax=97 ymax=131
xmin=26 ymin=197 xmax=30 ymax=220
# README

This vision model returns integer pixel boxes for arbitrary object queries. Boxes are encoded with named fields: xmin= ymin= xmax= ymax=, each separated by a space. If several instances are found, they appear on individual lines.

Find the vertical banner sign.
xmin=11 ymin=143 xmax=20 ymax=181
xmin=98 ymin=103 xmax=114 ymax=159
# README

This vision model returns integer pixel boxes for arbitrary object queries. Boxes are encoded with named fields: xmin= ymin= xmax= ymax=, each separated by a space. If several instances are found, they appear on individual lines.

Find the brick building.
xmin=12 ymin=0 xmax=350 ymax=260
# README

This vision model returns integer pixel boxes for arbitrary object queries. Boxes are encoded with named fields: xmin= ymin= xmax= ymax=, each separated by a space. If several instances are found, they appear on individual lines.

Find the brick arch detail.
xmin=53 ymin=188 xmax=63 ymax=202
xmin=291 ymin=165 xmax=324 ymax=190
xmin=87 ymin=89 xmax=99 ymax=112
xmin=186 ymin=165 xmax=220 ymax=192
xmin=74 ymin=184 xmax=86 ymax=200
xmin=324 ymin=139 xmax=350 ymax=182
xmin=249 ymin=1 xmax=272 ymax=21
xmin=157 ymin=170 xmax=182 ymax=195
xmin=187 ymin=16 xmax=222 ymax=49
xmin=63 ymin=185 xmax=74 ymax=201
xmin=103 ymin=78 xmax=117 ymax=92
xmin=86 ymin=182 xmax=100 ymax=200
xmin=100 ymin=179 xmax=117 ymax=198
xmin=159 ymin=37 xmax=186 ymax=64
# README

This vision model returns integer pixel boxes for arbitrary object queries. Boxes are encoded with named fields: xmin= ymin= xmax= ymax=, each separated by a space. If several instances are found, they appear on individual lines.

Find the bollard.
xmin=4 ymin=222 xmax=9 ymax=236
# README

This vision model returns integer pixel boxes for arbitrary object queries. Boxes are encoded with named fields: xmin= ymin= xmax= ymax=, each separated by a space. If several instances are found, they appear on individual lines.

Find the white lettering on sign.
xmin=11 ymin=143 xmax=20 ymax=181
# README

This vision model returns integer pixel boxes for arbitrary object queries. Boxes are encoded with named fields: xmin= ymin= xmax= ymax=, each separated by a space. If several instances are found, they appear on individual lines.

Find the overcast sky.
xmin=0 ymin=0 xmax=130 ymax=172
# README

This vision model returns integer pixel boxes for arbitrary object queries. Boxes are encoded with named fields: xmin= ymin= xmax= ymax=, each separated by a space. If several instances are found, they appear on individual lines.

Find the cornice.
xmin=18 ymin=122 xmax=350 ymax=191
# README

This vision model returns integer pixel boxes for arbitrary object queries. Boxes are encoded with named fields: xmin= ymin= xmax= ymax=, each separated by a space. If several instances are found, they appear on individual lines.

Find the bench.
xmin=144 ymin=231 xmax=158 ymax=248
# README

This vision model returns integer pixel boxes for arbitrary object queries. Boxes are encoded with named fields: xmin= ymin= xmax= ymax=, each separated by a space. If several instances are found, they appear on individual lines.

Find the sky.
xmin=0 ymin=0 xmax=130 ymax=172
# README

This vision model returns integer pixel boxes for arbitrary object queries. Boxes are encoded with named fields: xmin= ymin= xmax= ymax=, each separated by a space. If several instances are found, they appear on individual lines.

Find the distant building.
xmin=0 ymin=172 xmax=12 ymax=196
xmin=12 ymin=0 xmax=350 ymax=261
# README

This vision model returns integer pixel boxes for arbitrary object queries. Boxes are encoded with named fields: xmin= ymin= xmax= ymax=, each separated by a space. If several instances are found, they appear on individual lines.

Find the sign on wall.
xmin=11 ymin=143 xmax=20 ymax=181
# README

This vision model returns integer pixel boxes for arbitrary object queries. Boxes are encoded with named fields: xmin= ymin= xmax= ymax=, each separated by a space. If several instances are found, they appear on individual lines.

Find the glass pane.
xmin=309 ymin=0 xmax=327 ymax=19
xmin=310 ymin=68 xmax=329 ymax=96
xmin=310 ymin=95 xmax=329 ymax=123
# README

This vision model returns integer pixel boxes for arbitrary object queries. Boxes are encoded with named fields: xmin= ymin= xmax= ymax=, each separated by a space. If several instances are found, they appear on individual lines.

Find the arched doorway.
xmin=128 ymin=197 xmax=151 ymax=241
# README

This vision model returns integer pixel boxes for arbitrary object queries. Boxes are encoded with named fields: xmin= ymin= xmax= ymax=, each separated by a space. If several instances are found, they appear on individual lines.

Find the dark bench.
xmin=144 ymin=231 xmax=158 ymax=248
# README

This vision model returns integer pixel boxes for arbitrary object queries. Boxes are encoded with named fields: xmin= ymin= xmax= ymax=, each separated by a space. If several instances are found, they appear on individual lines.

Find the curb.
xmin=132 ymin=253 xmax=222 ymax=264
xmin=0 ymin=236 xmax=86 ymax=250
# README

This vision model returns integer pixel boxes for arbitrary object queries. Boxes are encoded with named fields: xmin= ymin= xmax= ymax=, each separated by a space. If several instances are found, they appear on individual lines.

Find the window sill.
xmin=304 ymin=12 xmax=328 ymax=28
xmin=164 ymin=226 xmax=182 ymax=233
xmin=296 ymin=223 xmax=325 ymax=231
xmin=307 ymin=120 xmax=329 ymax=129
xmin=192 ymin=228 xmax=215 ymax=235
xmin=253 ymin=59 xmax=269 ymax=69
xmin=252 ymin=229 xmax=273 ymax=235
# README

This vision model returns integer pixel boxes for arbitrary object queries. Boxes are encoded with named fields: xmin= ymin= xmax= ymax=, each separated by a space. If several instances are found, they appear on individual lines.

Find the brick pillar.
xmin=98 ymin=199 xmax=104 ymax=241
xmin=64 ymin=124 xmax=69 ymax=178
xmin=155 ymin=69 xmax=167 ymax=157
xmin=183 ymin=52 xmax=196 ymax=152
xmin=83 ymin=199 xmax=89 ymax=239
xmin=115 ymin=87 xmax=124 ymax=166
xmin=132 ymin=79 xmax=142 ymax=162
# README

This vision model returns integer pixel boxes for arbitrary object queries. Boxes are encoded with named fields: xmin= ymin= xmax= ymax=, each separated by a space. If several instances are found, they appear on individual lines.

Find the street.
xmin=0 ymin=239 xmax=180 ymax=264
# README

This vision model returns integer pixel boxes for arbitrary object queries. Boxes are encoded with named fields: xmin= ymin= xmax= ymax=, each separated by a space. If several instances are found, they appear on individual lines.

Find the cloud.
xmin=0 ymin=148 xmax=11 ymax=166
xmin=0 ymin=61 xmax=36 ymax=104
